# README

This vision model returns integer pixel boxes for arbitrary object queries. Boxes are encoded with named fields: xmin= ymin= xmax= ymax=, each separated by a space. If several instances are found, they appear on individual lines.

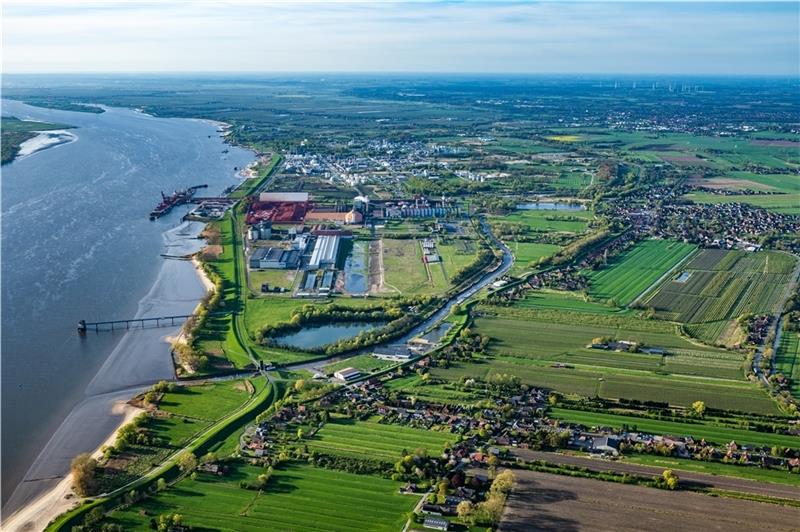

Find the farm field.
xmin=514 ymin=290 xmax=628 ymax=314
xmin=430 ymin=356 xmax=775 ymax=414
xmin=499 ymin=469 xmax=800 ymax=532
xmin=621 ymin=455 xmax=800 ymax=487
xmin=451 ymin=305 xmax=775 ymax=413
xmin=585 ymin=239 xmax=697 ymax=306
xmin=508 ymin=241 xmax=560 ymax=275
xmin=158 ymin=381 xmax=253 ymax=422
xmin=776 ymin=331 xmax=800 ymax=400
xmin=548 ymin=408 xmax=799 ymax=449
xmin=685 ymin=191 xmax=800 ymax=215
xmin=496 ymin=208 xmax=593 ymax=233
xmin=307 ymin=418 xmax=455 ymax=461
xmin=106 ymin=462 xmax=415 ymax=531
xmin=644 ymin=249 xmax=798 ymax=344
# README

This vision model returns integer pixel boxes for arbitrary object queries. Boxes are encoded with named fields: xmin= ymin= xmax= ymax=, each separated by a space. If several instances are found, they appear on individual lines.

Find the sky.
xmin=2 ymin=1 xmax=798 ymax=75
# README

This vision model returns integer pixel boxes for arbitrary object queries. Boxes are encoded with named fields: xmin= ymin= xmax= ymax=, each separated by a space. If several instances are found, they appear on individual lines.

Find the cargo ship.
xmin=149 ymin=184 xmax=208 ymax=220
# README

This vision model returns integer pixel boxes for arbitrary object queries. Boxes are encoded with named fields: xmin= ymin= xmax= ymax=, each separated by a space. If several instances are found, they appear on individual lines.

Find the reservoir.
xmin=272 ymin=322 xmax=385 ymax=351
xmin=0 ymin=99 xmax=255 ymax=513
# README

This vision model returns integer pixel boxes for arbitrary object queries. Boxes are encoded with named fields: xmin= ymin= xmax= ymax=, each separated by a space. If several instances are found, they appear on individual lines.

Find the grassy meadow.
xmin=106 ymin=462 xmax=415 ymax=531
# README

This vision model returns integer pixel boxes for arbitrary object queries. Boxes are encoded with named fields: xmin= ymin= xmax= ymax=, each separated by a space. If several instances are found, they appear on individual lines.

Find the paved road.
xmin=512 ymin=449 xmax=800 ymax=501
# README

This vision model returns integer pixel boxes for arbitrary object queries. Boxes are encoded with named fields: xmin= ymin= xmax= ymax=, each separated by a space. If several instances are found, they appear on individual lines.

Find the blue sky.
xmin=2 ymin=1 xmax=798 ymax=75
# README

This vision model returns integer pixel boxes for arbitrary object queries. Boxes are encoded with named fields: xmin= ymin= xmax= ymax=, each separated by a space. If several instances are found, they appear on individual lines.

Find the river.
xmin=0 ymin=100 xmax=255 ymax=514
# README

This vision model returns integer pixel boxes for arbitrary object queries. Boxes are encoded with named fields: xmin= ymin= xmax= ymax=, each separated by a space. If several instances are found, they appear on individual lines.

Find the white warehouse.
xmin=308 ymin=235 xmax=340 ymax=270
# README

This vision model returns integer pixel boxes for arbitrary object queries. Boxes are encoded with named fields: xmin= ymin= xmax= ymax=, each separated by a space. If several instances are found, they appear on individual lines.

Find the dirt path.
xmin=512 ymin=449 xmax=800 ymax=501
xmin=499 ymin=468 xmax=800 ymax=532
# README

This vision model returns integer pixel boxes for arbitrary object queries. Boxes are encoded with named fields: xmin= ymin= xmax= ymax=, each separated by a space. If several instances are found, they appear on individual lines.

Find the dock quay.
xmin=78 ymin=315 xmax=193 ymax=333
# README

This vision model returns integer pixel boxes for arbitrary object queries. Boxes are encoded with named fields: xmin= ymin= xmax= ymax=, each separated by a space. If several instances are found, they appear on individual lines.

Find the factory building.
xmin=249 ymin=248 xmax=299 ymax=269
xmin=307 ymin=235 xmax=340 ymax=270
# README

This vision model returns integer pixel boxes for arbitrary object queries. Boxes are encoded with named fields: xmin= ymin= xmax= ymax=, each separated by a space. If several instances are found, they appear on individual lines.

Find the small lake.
xmin=516 ymin=202 xmax=586 ymax=211
xmin=273 ymin=322 xmax=386 ymax=350
xmin=344 ymin=241 xmax=369 ymax=294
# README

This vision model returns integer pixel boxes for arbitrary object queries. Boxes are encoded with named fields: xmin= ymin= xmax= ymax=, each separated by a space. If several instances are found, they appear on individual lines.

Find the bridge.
xmin=77 ymin=315 xmax=193 ymax=333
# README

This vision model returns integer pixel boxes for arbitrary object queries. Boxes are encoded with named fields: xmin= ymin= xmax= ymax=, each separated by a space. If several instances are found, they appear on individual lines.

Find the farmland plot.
xmin=307 ymin=418 xmax=455 ymax=461
xmin=585 ymin=240 xmax=696 ymax=306
xmin=107 ymin=463 xmax=415 ymax=531
xmin=644 ymin=250 xmax=797 ymax=344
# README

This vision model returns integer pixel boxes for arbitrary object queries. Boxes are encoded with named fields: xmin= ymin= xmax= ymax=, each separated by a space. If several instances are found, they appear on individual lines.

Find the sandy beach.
xmin=2 ymin=401 xmax=143 ymax=532
xmin=2 ymin=221 xmax=210 ymax=527
xmin=17 ymin=130 xmax=78 ymax=158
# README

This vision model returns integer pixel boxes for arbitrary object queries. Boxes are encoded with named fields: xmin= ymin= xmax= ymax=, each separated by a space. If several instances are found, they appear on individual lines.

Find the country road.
xmin=512 ymin=449 xmax=800 ymax=501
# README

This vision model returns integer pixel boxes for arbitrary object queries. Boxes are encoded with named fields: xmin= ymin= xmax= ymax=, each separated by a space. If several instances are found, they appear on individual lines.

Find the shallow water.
xmin=273 ymin=322 xmax=385 ymax=350
xmin=343 ymin=240 xmax=369 ymax=294
xmin=0 ymin=99 xmax=254 ymax=512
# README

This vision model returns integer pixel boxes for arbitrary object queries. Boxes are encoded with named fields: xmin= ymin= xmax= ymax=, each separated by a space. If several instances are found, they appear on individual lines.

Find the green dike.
xmin=550 ymin=407 xmax=800 ymax=449
xmin=620 ymin=454 xmax=800 ymax=487
xmin=46 ymin=379 xmax=277 ymax=532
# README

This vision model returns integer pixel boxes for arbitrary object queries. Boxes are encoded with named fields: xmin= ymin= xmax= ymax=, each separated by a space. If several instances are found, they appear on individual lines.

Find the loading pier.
xmin=77 ymin=315 xmax=193 ymax=333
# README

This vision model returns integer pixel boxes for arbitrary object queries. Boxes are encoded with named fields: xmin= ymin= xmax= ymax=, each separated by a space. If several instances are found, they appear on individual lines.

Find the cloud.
xmin=2 ymin=1 xmax=798 ymax=74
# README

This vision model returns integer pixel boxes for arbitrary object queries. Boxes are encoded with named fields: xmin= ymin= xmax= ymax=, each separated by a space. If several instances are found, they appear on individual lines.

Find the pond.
xmin=516 ymin=202 xmax=586 ymax=211
xmin=272 ymin=322 xmax=387 ymax=351
xmin=343 ymin=240 xmax=369 ymax=294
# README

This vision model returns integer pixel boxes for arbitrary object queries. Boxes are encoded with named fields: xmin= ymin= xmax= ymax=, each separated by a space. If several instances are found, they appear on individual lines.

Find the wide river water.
xmin=0 ymin=100 xmax=255 ymax=514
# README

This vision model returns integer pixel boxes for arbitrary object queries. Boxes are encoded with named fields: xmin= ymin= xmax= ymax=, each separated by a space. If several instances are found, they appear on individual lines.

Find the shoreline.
xmin=16 ymin=130 xmax=78 ymax=159
xmin=1 ymin=101 xmax=256 ymax=528
xmin=2 ymin=402 xmax=143 ymax=532
xmin=2 ymin=222 xmax=212 ymax=526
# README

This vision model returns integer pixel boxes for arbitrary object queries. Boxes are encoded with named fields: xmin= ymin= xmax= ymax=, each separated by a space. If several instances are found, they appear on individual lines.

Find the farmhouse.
xmin=333 ymin=367 xmax=361 ymax=381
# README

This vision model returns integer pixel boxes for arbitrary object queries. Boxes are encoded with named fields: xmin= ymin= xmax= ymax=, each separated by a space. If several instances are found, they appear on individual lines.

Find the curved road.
xmin=286 ymin=218 xmax=514 ymax=373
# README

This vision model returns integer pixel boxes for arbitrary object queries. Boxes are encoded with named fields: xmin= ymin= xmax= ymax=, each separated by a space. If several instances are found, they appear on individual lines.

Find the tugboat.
xmin=149 ymin=184 xmax=208 ymax=220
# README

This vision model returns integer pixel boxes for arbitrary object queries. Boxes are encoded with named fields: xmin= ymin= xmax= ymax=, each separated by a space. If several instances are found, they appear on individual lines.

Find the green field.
xmin=549 ymin=408 xmax=799 ymax=449
xmin=645 ymin=249 xmax=797 ymax=344
xmin=622 ymin=455 xmax=800 ymax=487
xmin=382 ymin=238 xmax=435 ymax=294
xmin=776 ymin=331 xmax=800 ymax=400
xmin=159 ymin=381 xmax=253 ymax=422
xmin=685 ymin=191 xmax=800 ymax=215
xmin=585 ymin=240 xmax=697 ymax=306
xmin=457 ymin=304 xmax=776 ymax=413
xmin=508 ymin=242 xmax=560 ymax=275
xmin=431 ymin=357 xmax=775 ymax=414
xmin=498 ymin=208 xmax=592 ymax=233
xmin=514 ymin=290 xmax=628 ymax=314
xmin=106 ymin=462 xmax=415 ymax=531
xmin=307 ymin=418 xmax=455 ymax=461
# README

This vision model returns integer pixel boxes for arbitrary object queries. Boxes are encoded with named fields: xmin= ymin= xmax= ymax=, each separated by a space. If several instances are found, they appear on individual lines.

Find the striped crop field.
xmin=644 ymin=250 xmax=797 ymax=344
xmin=107 ymin=462 xmax=415 ymax=531
xmin=585 ymin=240 xmax=697 ymax=306
xmin=776 ymin=331 xmax=800 ymax=400
xmin=307 ymin=419 xmax=455 ymax=461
